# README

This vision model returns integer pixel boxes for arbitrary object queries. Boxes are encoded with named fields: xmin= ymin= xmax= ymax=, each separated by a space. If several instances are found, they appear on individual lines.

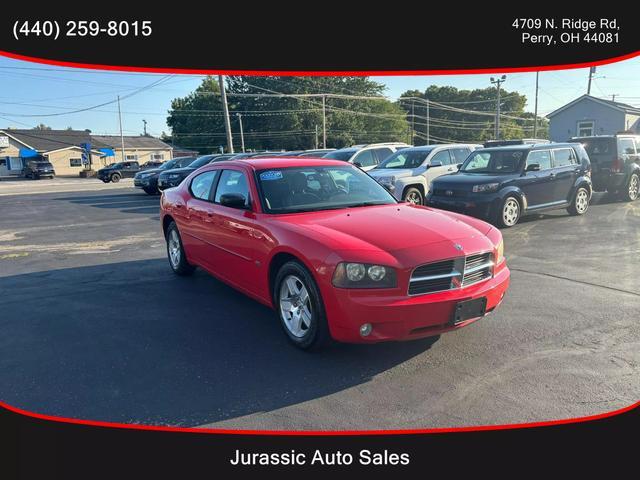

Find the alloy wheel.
xmin=279 ymin=275 xmax=312 ymax=338
xmin=502 ymin=198 xmax=520 ymax=226
xmin=575 ymin=189 xmax=589 ymax=213
xmin=168 ymin=230 xmax=181 ymax=268
xmin=629 ymin=175 xmax=639 ymax=201
xmin=405 ymin=191 xmax=422 ymax=205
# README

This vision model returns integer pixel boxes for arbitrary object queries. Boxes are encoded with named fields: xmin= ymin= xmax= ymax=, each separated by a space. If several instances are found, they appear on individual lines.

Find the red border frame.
xmin=0 ymin=49 xmax=639 ymax=76
xmin=2 ymin=400 xmax=638 ymax=435
xmin=0 ymin=48 xmax=638 ymax=436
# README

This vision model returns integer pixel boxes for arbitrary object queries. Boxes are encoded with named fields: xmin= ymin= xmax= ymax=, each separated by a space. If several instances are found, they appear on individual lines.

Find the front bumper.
xmin=321 ymin=263 xmax=510 ymax=343
xmin=426 ymin=193 xmax=500 ymax=223
xmin=134 ymin=176 xmax=157 ymax=189
xmin=157 ymin=177 xmax=182 ymax=190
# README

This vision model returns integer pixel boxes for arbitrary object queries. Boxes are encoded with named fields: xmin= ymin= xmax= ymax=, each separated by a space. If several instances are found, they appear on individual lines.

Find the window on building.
xmin=577 ymin=121 xmax=594 ymax=137
xmin=69 ymin=158 xmax=82 ymax=167
xmin=152 ymin=153 xmax=164 ymax=161
xmin=125 ymin=154 xmax=138 ymax=161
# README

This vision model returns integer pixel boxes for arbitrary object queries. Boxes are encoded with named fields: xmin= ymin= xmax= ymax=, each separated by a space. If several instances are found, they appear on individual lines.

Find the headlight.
xmin=138 ymin=172 xmax=152 ymax=178
xmin=332 ymin=262 xmax=397 ymax=289
xmin=377 ymin=176 xmax=396 ymax=185
xmin=472 ymin=182 xmax=500 ymax=193
xmin=496 ymin=238 xmax=504 ymax=265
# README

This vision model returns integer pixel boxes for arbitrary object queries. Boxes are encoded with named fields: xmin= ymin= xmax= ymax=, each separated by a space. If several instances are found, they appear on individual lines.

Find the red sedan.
xmin=160 ymin=158 xmax=510 ymax=350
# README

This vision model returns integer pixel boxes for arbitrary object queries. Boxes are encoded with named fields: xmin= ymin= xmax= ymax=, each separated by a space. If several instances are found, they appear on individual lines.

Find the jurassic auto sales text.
xmin=230 ymin=449 xmax=410 ymax=466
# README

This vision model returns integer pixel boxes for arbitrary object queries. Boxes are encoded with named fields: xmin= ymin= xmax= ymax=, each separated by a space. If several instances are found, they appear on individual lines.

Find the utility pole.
xmin=218 ymin=75 xmax=234 ymax=154
xmin=117 ymin=95 xmax=126 ymax=161
xmin=611 ymin=94 xmax=618 ymax=102
xmin=315 ymin=125 xmax=319 ymax=149
xmin=237 ymin=113 xmax=245 ymax=153
xmin=426 ymin=99 xmax=430 ymax=145
xmin=587 ymin=66 xmax=596 ymax=95
xmin=490 ymin=75 xmax=507 ymax=140
xmin=322 ymin=95 xmax=327 ymax=149
xmin=142 ymin=119 xmax=147 ymax=136
xmin=411 ymin=100 xmax=415 ymax=145
xmin=533 ymin=72 xmax=539 ymax=138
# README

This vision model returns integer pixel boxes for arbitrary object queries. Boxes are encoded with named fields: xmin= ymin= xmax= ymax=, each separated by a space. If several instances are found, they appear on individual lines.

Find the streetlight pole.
xmin=117 ymin=95 xmax=126 ymax=161
xmin=218 ymin=75 xmax=234 ymax=154
xmin=237 ymin=113 xmax=245 ymax=153
xmin=533 ymin=72 xmax=539 ymax=138
xmin=490 ymin=75 xmax=507 ymax=140
xmin=322 ymin=95 xmax=327 ymax=149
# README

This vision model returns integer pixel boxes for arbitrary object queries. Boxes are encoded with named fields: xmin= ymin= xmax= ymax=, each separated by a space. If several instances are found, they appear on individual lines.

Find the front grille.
xmin=408 ymin=252 xmax=494 ymax=296
xmin=432 ymin=188 xmax=468 ymax=198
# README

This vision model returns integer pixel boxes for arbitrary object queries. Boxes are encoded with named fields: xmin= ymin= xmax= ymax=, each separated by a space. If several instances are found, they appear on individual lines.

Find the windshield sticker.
xmin=260 ymin=171 xmax=283 ymax=181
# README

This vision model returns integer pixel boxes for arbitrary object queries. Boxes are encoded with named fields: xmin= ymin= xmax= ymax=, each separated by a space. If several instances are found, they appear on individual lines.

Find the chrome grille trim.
xmin=408 ymin=251 xmax=494 ymax=296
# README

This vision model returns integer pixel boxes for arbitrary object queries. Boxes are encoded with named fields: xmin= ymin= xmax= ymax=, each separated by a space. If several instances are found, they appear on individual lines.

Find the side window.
xmin=214 ymin=170 xmax=250 ymax=207
xmin=190 ymin=170 xmax=218 ymax=201
xmin=552 ymin=148 xmax=576 ymax=167
xmin=451 ymin=148 xmax=471 ymax=164
xmin=354 ymin=150 xmax=377 ymax=167
xmin=634 ymin=137 xmax=640 ymax=154
xmin=373 ymin=148 xmax=393 ymax=163
xmin=430 ymin=150 xmax=452 ymax=166
xmin=618 ymin=138 xmax=636 ymax=155
xmin=526 ymin=150 xmax=552 ymax=170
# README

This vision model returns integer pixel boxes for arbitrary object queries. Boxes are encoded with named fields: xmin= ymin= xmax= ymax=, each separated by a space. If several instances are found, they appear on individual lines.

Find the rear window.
xmin=618 ymin=137 xmax=636 ymax=155
xmin=323 ymin=150 xmax=356 ymax=161
xmin=578 ymin=138 xmax=615 ymax=157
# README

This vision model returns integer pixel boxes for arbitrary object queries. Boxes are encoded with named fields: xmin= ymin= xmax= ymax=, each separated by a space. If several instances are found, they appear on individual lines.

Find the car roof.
xmin=479 ymin=142 xmax=578 ymax=152
xmin=211 ymin=157 xmax=348 ymax=170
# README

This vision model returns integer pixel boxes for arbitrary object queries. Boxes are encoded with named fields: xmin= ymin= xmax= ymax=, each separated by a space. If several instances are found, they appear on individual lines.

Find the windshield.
xmin=188 ymin=156 xmax=215 ymax=168
xmin=376 ymin=149 xmax=433 ymax=169
xmin=109 ymin=162 xmax=123 ymax=169
xmin=461 ymin=150 xmax=524 ymax=174
xmin=323 ymin=150 xmax=356 ymax=161
xmin=256 ymin=165 xmax=396 ymax=213
xmin=159 ymin=159 xmax=179 ymax=170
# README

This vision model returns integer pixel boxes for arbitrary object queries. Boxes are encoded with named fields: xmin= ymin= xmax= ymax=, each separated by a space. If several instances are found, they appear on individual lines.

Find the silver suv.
xmin=322 ymin=142 xmax=411 ymax=172
xmin=368 ymin=144 xmax=482 ymax=205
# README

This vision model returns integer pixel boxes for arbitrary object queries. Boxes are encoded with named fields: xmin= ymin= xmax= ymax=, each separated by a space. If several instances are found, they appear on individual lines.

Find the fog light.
xmin=359 ymin=323 xmax=372 ymax=337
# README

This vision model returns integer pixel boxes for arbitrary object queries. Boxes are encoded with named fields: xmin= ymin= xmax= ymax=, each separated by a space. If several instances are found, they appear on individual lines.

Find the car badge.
xmin=445 ymin=190 xmax=454 ymax=196
xmin=454 ymin=243 xmax=463 ymax=251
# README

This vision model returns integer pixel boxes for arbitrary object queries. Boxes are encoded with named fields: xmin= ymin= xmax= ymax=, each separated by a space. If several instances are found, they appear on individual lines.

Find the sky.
xmin=1 ymin=55 xmax=639 ymax=138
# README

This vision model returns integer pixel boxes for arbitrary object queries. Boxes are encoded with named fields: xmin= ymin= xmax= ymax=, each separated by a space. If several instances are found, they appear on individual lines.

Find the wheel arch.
xmin=267 ymin=249 xmax=319 ymax=307
xmin=500 ymin=187 xmax=528 ymax=211
xmin=162 ymin=214 xmax=175 ymax=238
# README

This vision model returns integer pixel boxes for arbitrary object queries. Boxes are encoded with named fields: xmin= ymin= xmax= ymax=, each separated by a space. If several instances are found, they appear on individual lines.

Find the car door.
xmin=182 ymin=170 xmax=220 ymax=267
xmin=520 ymin=149 xmax=555 ymax=207
xmin=424 ymin=149 xmax=453 ymax=188
xmin=208 ymin=168 xmax=266 ymax=294
xmin=550 ymin=147 xmax=580 ymax=202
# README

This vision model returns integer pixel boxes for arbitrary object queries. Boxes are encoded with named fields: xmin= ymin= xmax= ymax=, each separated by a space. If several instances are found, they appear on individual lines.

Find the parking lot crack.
xmin=510 ymin=268 xmax=640 ymax=297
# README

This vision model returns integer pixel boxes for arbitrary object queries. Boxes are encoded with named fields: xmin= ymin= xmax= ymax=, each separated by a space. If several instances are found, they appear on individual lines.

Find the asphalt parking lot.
xmin=0 ymin=181 xmax=638 ymax=429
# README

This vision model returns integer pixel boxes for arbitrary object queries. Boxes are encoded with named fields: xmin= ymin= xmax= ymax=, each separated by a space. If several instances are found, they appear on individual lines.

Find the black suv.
xmin=97 ymin=161 xmax=141 ymax=183
xmin=133 ymin=156 xmax=197 ymax=195
xmin=571 ymin=134 xmax=640 ymax=202
xmin=157 ymin=154 xmax=228 ymax=191
xmin=23 ymin=160 xmax=55 ymax=179
xmin=426 ymin=143 xmax=592 ymax=227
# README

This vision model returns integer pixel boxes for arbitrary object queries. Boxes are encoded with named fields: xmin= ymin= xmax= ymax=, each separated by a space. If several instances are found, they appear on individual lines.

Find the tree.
xmin=398 ymin=86 xmax=541 ymax=145
xmin=32 ymin=123 xmax=52 ymax=130
xmin=166 ymin=76 xmax=409 ymax=153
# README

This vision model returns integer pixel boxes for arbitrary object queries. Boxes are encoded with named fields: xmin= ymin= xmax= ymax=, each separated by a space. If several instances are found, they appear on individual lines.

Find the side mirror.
xmin=525 ymin=163 xmax=541 ymax=172
xmin=220 ymin=193 xmax=249 ymax=209
xmin=456 ymin=163 xmax=463 ymax=170
xmin=429 ymin=161 xmax=442 ymax=168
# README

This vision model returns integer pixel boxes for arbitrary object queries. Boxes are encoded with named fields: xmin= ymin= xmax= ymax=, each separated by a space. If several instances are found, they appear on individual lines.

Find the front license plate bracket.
xmin=452 ymin=297 xmax=487 ymax=325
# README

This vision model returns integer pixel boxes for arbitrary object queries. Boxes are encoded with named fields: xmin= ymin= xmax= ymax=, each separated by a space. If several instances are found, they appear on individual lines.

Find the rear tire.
xmin=567 ymin=186 xmax=590 ymax=215
xmin=497 ymin=196 xmax=521 ymax=228
xmin=403 ymin=187 xmax=424 ymax=205
xmin=274 ymin=261 xmax=331 ymax=351
xmin=165 ymin=221 xmax=195 ymax=276
xmin=111 ymin=173 xmax=121 ymax=183
xmin=621 ymin=173 xmax=639 ymax=202
xmin=143 ymin=187 xmax=156 ymax=195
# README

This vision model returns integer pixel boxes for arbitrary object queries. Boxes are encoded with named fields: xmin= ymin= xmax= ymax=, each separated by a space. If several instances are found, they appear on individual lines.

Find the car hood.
xmin=136 ymin=168 xmax=164 ymax=177
xmin=368 ymin=168 xmax=416 ymax=179
xmin=160 ymin=167 xmax=194 ymax=176
xmin=273 ymin=203 xmax=495 ymax=261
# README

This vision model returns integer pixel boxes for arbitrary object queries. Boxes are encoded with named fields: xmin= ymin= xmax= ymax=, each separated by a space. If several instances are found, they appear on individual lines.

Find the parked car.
xmin=322 ymin=142 xmax=411 ymax=171
xmin=140 ymin=160 xmax=165 ymax=169
xmin=571 ymin=134 xmax=640 ymax=201
xmin=157 ymin=154 xmax=221 ymax=191
xmin=97 ymin=161 xmax=141 ymax=183
xmin=483 ymin=138 xmax=550 ymax=148
xmin=133 ymin=156 xmax=196 ymax=194
xmin=296 ymin=149 xmax=336 ymax=158
xmin=426 ymin=143 xmax=592 ymax=227
xmin=368 ymin=144 xmax=482 ymax=205
xmin=23 ymin=159 xmax=55 ymax=179
xmin=160 ymin=158 xmax=509 ymax=350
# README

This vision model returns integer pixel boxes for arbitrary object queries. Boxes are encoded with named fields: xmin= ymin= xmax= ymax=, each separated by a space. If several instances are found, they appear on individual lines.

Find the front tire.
xmin=165 ymin=222 xmax=195 ymax=276
xmin=143 ymin=187 xmax=157 ymax=195
xmin=274 ymin=261 xmax=330 ymax=351
xmin=403 ymin=187 xmax=423 ymax=205
xmin=621 ymin=173 xmax=639 ymax=202
xmin=497 ymin=196 xmax=521 ymax=228
xmin=567 ymin=186 xmax=590 ymax=215
xmin=111 ymin=173 xmax=121 ymax=183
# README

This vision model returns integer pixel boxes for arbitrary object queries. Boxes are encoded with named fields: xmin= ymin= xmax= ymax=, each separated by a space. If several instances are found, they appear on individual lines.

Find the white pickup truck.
xmin=368 ymin=144 xmax=482 ymax=205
